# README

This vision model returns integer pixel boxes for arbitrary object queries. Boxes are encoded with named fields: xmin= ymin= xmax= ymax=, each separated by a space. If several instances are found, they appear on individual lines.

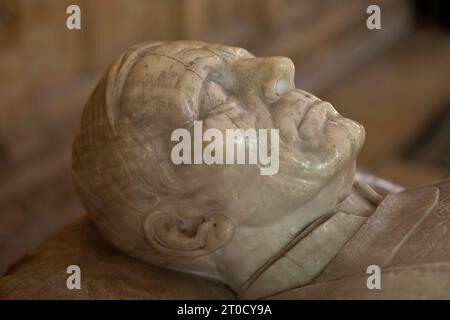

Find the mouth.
xmin=296 ymin=100 xmax=340 ymax=140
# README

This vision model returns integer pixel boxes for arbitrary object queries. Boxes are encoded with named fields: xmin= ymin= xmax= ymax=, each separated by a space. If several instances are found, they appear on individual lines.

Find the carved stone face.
xmin=178 ymin=56 xmax=365 ymax=227
xmin=72 ymin=41 xmax=365 ymax=287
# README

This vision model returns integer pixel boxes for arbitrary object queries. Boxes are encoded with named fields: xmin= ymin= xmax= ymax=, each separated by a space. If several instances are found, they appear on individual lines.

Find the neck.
xmin=234 ymin=182 xmax=381 ymax=299
xmin=335 ymin=181 xmax=381 ymax=217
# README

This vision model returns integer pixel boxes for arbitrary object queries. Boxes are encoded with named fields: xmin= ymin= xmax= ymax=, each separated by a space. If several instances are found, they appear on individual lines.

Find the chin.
xmin=340 ymin=117 xmax=365 ymax=157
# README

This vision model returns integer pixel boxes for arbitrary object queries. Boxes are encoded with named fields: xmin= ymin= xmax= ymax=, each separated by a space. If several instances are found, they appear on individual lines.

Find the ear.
xmin=143 ymin=208 xmax=234 ymax=257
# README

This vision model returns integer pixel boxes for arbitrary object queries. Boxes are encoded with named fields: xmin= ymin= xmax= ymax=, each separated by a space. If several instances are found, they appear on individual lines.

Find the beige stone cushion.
xmin=0 ymin=216 xmax=234 ymax=300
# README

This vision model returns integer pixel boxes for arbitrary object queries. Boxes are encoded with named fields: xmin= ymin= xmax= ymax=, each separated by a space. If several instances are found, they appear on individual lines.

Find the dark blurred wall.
xmin=414 ymin=0 xmax=450 ymax=30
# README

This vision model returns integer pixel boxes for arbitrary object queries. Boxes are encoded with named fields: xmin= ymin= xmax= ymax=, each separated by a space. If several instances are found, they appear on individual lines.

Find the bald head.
xmin=72 ymin=41 xmax=365 ymax=286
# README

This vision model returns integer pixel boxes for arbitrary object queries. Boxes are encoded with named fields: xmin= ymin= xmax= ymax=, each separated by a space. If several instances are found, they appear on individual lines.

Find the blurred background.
xmin=0 ymin=0 xmax=449 ymax=274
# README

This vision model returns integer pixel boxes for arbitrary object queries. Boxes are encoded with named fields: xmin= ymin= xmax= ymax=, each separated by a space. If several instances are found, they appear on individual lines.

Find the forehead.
xmin=154 ymin=41 xmax=254 ymax=64
xmin=143 ymin=43 xmax=254 ymax=82
xmin=122 ymin=44 xmax=252 ymax=115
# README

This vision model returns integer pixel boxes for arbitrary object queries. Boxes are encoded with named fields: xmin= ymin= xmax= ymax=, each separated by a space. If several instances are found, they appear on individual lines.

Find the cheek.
xmin=211 ymin=168 xmax=278 ymax=225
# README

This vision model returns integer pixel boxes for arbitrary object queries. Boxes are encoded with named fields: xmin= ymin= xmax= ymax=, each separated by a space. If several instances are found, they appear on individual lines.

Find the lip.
xmin=296 ymin=100 xmax=320 ymax=131
xmin=296 ymin=100 xmax=339 ymax=133
xmin=296 ymin=100 xmax=342 ymax=142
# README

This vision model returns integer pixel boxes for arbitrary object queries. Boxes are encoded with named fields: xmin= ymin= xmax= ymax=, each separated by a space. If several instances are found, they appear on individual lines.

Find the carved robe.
xmin=266 ymin=178 xmax=450 ymax=299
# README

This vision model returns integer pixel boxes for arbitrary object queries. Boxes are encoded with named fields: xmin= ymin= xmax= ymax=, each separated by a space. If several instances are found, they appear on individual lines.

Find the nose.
xmin=230 ymin=57 xmax=295 ymax=102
